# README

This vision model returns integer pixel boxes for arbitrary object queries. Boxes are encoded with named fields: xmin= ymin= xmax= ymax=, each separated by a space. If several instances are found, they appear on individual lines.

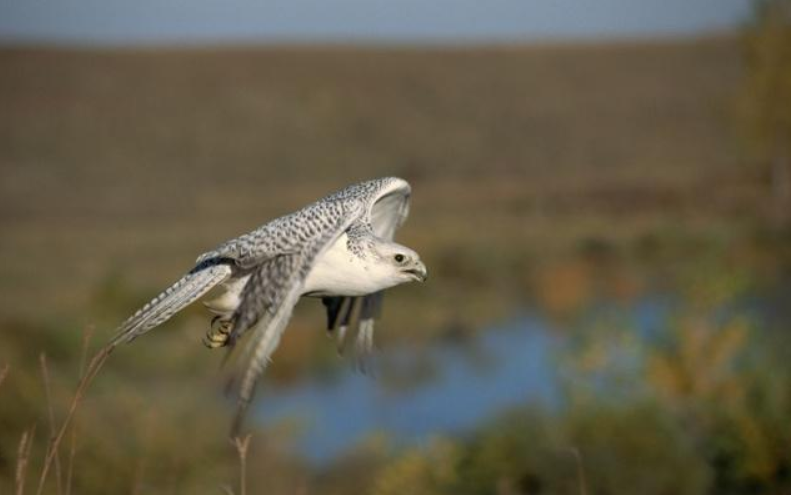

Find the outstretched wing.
xmin=227 ymin=200 xmax=362 ymax=435
xmin=322 ymin=292 xmax=383 ymax=370
xmin=109 ymin=258 xmax=233 ymax=348
xmin=367 ymin=178 xmax=411 ymax=239
xmin=109 ymin=213 xmax=296 ymax=348
xmin=323 ymin=178 xmax=411 ymax=367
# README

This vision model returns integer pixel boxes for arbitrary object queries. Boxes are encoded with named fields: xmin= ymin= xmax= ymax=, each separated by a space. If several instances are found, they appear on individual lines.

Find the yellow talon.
xmin=203 ymin=318 xmax=233 ymax=349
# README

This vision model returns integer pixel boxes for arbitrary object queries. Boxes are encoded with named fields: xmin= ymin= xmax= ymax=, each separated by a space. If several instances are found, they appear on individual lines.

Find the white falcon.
xmin=109 ymin=177 xmax=427 ymax=433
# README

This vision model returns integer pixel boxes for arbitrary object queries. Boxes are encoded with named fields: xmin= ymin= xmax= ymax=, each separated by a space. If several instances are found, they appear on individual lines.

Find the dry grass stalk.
xmin=78 ymin=326 xmax=94 ymax=378
xmin=0 ymin=363 xmax=9 ymax=390
xmin=35 ymin=345 xmax=113 ymax=495
xmin=569 ymin=447 xmax=588 ymax=495
xmin=64 ymin=426 xmax=78 ymax=495
xmin=130 ymin=460 xmax=145 ymax=495
xmin=40 ymin=353 xmax=64 ymax=495
xmin=15 ymin=426 xmax=36 ymax=495
xmin=233 ymin=435 xmax=253 ymax=495
xmin=64 ymin=326 xmax=95 ymax=495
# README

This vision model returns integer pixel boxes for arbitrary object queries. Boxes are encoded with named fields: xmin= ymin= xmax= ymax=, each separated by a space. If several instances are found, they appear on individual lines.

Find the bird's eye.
xmin=394 ymin=254 xmax=405 ymax=263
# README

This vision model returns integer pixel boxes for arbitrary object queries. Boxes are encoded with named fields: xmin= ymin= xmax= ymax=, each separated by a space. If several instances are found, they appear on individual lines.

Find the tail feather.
xmin=109 ymin=260 xmax=233 ymax=347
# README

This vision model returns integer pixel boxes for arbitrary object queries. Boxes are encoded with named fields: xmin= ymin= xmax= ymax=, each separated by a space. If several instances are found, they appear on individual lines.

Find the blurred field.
xmin=2 ymin=36 xmax=791 ymax=494
xmin=0 ymin=37 xmax=751 ymax=323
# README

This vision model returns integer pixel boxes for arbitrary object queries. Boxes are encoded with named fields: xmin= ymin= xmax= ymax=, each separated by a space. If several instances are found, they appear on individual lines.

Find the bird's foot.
xmin=203 ymin=316 xmax=233 ymax=349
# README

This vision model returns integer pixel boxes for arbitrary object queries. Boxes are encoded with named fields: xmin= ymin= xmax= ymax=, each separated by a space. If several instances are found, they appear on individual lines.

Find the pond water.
xmin=255 ymin=296 xmax=676 ymax=464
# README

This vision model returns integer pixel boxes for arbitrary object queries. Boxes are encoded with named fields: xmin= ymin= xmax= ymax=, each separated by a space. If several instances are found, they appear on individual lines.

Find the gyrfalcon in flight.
xmin=108 ymin=177 xmax=427 ymax=433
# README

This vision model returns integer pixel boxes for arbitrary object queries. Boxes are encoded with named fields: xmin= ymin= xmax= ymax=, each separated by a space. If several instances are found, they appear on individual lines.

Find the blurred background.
xmin=2 ymin=0 xmax=791 ymax=493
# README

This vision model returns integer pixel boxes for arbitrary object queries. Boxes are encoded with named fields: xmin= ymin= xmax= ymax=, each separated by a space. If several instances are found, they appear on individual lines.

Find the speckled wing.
xmin=109 ymin=258 xmax=234 ymax=347
xmin=226 ymin=199 xmax=363 ymax=435
xmin=323 ymin=178 xmax=412 ymax=367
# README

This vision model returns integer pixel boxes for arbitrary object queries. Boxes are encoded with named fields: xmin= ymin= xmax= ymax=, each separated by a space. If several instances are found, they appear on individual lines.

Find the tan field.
xmin=0 ymin=37 xmax=752 ymax=325
xmin=4 ymin=37 xmax=790 ymax=495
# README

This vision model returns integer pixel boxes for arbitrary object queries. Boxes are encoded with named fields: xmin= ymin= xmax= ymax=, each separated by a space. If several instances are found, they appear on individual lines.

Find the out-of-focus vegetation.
xmin=738 ymin=0 xmax=791 ymax=224
xmin=2 ymin=21 xmax=791 ymax=495
xmin=369 ymin=290 xmax=791 ymax=495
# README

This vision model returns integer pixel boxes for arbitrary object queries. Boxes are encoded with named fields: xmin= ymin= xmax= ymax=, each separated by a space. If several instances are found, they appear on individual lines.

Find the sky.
xmin=0 ymin=0 xmax=752 ymax=45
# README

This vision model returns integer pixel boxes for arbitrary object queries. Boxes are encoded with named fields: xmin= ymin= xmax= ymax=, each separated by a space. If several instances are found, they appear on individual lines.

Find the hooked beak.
xmin=404 ymin=261 xmax=428 ymax=282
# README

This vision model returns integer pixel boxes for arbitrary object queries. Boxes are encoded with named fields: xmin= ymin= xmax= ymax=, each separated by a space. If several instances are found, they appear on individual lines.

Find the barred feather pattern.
xmin=229 ymin=254 xmax=302 ymax=345
xmin=228 ymin=210 xmax=358 ymax=434
xmin=195 ymin=177 xmax=406 ymax=269
xmin=109 ymin=259 xmax=233 ymax=347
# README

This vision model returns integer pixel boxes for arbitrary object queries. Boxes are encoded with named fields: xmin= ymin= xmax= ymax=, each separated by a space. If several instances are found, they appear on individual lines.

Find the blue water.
xmin=256 ymin=315 xmax=560 ymax=462
xmin=254 ymin=297 xmax=674 ymax=463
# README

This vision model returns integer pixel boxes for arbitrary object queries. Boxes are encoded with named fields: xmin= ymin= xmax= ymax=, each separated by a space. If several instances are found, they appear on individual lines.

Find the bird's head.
xmin=372 ymin=241 xmax=428 ymax=286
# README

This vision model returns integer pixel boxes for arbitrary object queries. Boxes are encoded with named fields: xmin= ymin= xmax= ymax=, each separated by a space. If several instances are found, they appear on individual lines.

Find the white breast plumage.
xmin=302 ymin=233 xmax=381 ymax=297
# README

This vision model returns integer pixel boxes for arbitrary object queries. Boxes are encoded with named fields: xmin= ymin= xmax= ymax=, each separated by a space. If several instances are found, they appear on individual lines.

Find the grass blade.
xmin=0 ymin=363 xmax=9 ymax=390
xmin=35 ymin=345 xmax=112 ymax=495
xmin=16 ymin=426 xmax=36 ymax=495
xmin=40 ymin=353 xmax=63 ymax=495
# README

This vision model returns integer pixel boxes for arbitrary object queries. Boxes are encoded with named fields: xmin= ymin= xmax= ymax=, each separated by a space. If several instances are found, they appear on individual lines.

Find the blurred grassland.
xmin=0 ymin=37 xmax=767 ymax=340
xmin=2 ymin=36 xmax=791 ymax=494
xmin=0 ymin=37 xmax=749 ymax=305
